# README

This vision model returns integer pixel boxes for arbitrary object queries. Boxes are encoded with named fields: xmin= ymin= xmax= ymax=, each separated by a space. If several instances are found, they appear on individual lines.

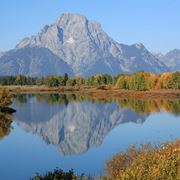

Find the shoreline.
xmin=4 ymin=85 xmax=180 ymax=99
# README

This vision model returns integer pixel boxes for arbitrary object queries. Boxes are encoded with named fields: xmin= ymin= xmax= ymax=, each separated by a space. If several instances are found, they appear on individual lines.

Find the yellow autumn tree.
xmin=0 ymin=86 xmax=13 ymax=107
xmin=160 ymin=72 xmax=173 ymax=89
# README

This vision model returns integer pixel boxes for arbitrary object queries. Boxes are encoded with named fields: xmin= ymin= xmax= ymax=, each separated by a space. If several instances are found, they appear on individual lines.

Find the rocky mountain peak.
xmin=56 ymin=13 xmax=88 ymax=27
xmin=133 ymin=43 xmax=145 ymax=49
xmin=0 ymin=13 xmax=170 ymax=77
xmin=166 ymin=49 xmax=180 ymax=57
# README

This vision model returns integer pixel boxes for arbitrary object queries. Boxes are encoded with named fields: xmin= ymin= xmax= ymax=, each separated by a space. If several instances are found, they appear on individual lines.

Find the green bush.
xmin=31 ymin=168 xmax=87 ymax=180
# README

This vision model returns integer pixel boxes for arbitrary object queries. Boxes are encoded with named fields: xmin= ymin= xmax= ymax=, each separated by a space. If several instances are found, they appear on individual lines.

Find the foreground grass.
xmin=104 ymin=140 xmax=180 ymax=180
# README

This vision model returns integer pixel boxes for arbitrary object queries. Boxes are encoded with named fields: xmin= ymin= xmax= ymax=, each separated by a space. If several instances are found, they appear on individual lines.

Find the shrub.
xmin=104 ymin=140 xmax=180 ymax=180
xmin=31 ymin=168 xmax=87 ymax=180
xmin=0 ymin=86 xmax=13 ymax=107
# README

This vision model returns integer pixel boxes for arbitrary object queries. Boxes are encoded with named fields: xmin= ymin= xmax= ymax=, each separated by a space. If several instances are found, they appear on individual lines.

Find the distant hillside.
xmin=158 ymin=49 xmax=180 ymax=71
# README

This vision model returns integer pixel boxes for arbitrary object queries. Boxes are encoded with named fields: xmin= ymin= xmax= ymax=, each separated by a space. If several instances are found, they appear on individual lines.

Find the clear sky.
xmin=0 ymin=0 xmax=179 ymax=53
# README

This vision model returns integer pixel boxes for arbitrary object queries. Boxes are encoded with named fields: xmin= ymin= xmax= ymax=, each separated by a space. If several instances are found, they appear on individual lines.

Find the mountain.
xmin=153 ymin=52 xmax=164 ymax=60
xmin=158 ymin=49 xmax=180 ymax=71
xmin=0 ymin=47 xmax=73 ymax=76
xmin=0 ymin=13 xmax=169 ymax=76
xmin=0 ymin=51 xmax=5 ymax=58
xmin=13 ymin=95 xmax=147 ymax=155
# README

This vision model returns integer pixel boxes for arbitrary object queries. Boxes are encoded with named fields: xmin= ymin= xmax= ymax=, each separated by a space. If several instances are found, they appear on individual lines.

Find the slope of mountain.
xmin=0 ymin=13 xmax=169 ymax=76
xmin=159 ymin=49 xmax=180 ymax=71
xmin=0 ymin=51 xmax=5 ymax=57
xmin=0 ymin=47 xmax=73 ymax=76
xmin=153 ymin=52 xmax=164 ymax=60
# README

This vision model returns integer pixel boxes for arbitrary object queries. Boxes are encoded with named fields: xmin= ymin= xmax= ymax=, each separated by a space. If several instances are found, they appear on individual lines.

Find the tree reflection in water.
xmin=117 ymin=98 xmax=180 ymax=115
xmin=0 ymin=112 xmax=13 ymax=139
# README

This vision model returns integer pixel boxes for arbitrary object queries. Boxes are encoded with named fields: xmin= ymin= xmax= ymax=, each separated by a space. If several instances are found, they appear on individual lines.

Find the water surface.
xmin=0 ymin=94 xmax=180 ymax=179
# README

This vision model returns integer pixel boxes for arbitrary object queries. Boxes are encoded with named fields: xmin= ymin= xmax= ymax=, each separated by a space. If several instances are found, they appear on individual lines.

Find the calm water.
xmin=0 ymin=94 xmax=180 ymax=180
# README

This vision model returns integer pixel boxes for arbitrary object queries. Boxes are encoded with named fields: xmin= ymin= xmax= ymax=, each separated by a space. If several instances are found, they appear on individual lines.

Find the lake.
xmin=0 ymin=94 xmax=180 ymax=180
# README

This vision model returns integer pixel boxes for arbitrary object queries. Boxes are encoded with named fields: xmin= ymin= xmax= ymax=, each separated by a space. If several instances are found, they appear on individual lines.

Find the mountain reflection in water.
xmin=12 ymin=94 xmax=180 ymax=155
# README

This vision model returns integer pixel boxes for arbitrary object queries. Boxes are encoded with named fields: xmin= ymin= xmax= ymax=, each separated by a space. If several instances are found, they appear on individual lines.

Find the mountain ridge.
xmin=157 ymin=49 xmax=180 ymax=71
xmin=0 ymin=13 xmax=170 ymax=77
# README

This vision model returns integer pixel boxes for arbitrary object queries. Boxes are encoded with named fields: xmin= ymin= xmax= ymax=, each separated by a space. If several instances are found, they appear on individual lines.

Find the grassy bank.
xmin=83 ymin=88 xmax=180 ymax=99
xmin=5 ymin=85 xmax=80 ymax=94
xmin=4 ymin=85 xmax=180 ymax=99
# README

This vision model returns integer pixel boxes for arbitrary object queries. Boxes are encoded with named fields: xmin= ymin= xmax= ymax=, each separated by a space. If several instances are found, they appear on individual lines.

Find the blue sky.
xmin=0 ymin=0 xmax=179 ymax=53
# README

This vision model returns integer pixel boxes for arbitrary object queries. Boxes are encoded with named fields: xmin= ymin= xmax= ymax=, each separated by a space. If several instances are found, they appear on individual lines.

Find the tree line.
xmin=116 ymin=71 xmax=180 ymax=90
xmin=0 ymin=71 xmax=179 ymax=90
xmin=0 ymin=73 xmax=114 ymax=87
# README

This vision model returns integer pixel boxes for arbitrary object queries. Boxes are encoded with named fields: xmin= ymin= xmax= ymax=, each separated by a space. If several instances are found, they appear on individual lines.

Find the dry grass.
xmin=3 ymin=85 xmax=180 ymax=99
xmin=104 ymin=140 xmax=180 ymax=180
xmin=4 ymin=85 xmax=80 ymax=94
xmin=84 ymin=88 xmax=180 ymax=99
